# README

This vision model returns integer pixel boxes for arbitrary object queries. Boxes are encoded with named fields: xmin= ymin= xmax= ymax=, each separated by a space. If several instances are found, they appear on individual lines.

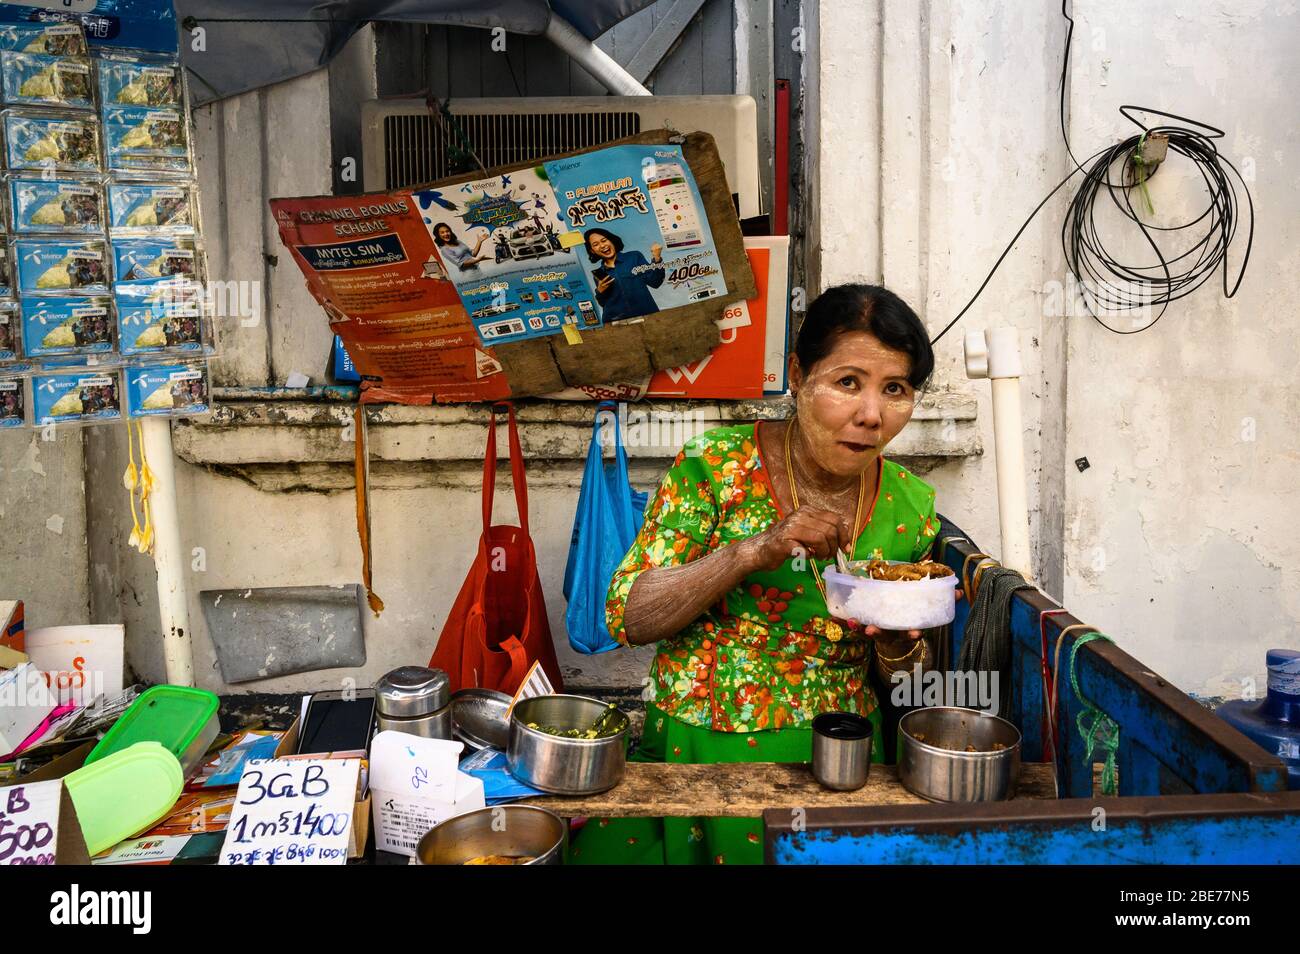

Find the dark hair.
xmin=795 ymin=284 xmax=933 ymax=390
xmin=432 ymin=223 xmax=457 ymax=246
xmin=584 ymin=227 xmax=624 ymax=263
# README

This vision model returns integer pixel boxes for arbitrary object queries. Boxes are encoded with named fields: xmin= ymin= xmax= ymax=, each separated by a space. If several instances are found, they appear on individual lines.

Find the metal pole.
xmin=542 ymin=13 xmax=652 ymax=96
xmin=965 ymin=328 xmax=1033 ymax=579
xmin=139 ymin=416 xmax=195 ymax=686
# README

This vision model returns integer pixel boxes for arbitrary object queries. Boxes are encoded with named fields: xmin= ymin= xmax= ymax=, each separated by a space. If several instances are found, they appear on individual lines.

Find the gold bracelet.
xmin=876 ymin=638 xmax=925 ymax=665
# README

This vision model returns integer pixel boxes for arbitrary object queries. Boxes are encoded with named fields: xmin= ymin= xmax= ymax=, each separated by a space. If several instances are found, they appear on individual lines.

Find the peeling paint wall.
xmin=810 ymin=0 xmax=1298 ymax=697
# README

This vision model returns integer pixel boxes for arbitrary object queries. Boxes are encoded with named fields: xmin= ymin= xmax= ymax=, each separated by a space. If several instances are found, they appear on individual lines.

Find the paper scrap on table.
xmin=370 ymin=731 xmax=484 ymax=857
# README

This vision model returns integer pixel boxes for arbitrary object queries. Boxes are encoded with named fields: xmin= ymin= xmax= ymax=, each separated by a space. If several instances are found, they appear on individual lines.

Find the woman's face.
xmin=435 ymin=224 xmax=454 ymax=243
xmin=790 ymin=330 xmax=917 ymax=478
xmin=587 ymin=233 xmax=615 ymax=259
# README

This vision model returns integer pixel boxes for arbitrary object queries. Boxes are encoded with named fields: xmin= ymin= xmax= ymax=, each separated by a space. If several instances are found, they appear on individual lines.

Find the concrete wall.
xmin=0 ymin=431 xmax=90 ymax=630
xmin=808 ymin=0 xmax=1298 ymax=696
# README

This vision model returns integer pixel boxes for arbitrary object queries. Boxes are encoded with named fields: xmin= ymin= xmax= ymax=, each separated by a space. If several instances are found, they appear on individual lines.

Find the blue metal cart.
xmin=764 ymin=524 xmax=1300 ymax=864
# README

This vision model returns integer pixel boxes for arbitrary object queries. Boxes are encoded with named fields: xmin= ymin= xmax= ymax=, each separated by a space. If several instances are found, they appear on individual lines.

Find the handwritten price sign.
xmin=0 ymin=779 xmax=89 ymax=865
xmin=218 ymin=757 xmax=360 ymax=866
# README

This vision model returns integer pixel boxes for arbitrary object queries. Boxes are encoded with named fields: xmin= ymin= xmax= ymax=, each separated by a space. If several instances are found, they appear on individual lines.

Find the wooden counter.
xmin=518 ymin=761 xmax=1059 ymax=818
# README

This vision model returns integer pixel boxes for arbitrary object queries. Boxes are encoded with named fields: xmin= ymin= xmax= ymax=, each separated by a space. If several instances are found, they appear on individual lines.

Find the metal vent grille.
xmin=382 ymin=111 xmax=642 ymax=188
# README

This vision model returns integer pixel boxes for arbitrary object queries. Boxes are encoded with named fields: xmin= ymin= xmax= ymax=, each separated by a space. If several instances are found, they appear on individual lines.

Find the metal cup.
xmin=812 ymin=712 xmax=873 ymax=791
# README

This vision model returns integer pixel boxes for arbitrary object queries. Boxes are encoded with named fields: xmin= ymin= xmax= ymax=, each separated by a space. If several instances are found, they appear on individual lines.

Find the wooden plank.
xmin=649 ymin=6 xmax=704 ymax=96
xmin=517 ymin=760 xmax=1059 ymax=818
xmin=699 ymin=0 xmax=735 ymax=95
xmin=626 ymin=0 xmax=710 ymax=84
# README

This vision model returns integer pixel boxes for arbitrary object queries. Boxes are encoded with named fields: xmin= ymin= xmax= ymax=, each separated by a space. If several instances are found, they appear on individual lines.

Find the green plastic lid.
xmin=85 ymin=684 xmax=220 ymax=768
xmin=65 ymin=741 xmax=183 ymax=855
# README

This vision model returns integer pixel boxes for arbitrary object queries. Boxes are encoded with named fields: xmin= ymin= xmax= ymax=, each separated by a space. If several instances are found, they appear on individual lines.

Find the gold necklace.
xmin=782 ymin=418 xmax=867 ymax=603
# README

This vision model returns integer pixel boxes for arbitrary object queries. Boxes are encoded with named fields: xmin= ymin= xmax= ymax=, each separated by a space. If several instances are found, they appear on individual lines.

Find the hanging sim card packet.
xmin=1 ymin=52 xmax=94 ymax=109
xmin=3 ymin=111 xmax=100 ymax=172
xmin=15 ymin=238 xmax=109 ymax=294
xmin=116 ymin=280 xmax=203 ymax=357
xmin=124 ymin=361 xmax=209 ymax=418
xmin=103 ymin=105 xmax=189 ymax=173
xmin=32 ymin=368 xmax=122 ymax=425
xmin=107 ymin=182 xmax=194 ymax=233
xmin=21 ymin=296 xmax=114 ymax=358
xmin=0 ymin=376 xmax=25 ymax=428
xmin=10 ymin=177 xmax=104 ymax=234
xmin=111 ymin=238 xmax=198 ymax=285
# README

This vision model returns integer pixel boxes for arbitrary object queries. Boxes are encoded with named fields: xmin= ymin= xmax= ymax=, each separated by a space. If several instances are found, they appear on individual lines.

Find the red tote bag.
xmin=429 ymin=403 xmax=564 ymax=696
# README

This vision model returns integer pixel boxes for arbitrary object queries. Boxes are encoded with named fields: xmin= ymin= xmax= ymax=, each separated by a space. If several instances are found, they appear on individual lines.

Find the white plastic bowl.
xmin=823 ymin=563 xmax=958 ymax=630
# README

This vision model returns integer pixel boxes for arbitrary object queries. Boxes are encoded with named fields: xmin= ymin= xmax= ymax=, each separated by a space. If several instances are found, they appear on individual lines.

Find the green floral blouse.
xmin=606 ymin=421 xmax=939 ymax=733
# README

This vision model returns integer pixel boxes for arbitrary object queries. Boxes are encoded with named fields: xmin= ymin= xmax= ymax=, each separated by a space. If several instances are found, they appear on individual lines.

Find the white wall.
xmin=809 ymin=0 xmax=1298 ymax=696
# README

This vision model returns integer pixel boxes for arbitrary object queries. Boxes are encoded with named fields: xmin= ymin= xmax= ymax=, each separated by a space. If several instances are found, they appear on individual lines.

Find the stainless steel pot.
xmin=451 ymin=688 xmax=512 ymax=751
xmin=898 ymin=706 xmax=1021 ymax=802
xmin=414 ymin=805 xmax=566 ymax=865
xmin=507 ymin=694 xmax=628 ymax=795
xmin=375 ymin=666 xmax=451 ymax=740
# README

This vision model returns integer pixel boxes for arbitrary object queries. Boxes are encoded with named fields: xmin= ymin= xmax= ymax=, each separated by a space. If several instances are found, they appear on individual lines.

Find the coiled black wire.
xmin=930 ymin=2 xmax=1254 ymax=344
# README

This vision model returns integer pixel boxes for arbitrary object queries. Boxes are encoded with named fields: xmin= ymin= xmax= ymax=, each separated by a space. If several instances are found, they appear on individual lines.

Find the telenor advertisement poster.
xmin=413 ymin=167 xmax=599 ymax=347
xmin=544 ymin=143 xmax=727 ymax=323
xmin=270 ymin=192 xmax=507 ymax=403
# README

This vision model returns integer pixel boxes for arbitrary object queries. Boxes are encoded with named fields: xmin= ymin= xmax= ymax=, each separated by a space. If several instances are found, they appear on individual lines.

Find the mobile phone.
xmin=296 ymin=689 xmax=377 ymax=755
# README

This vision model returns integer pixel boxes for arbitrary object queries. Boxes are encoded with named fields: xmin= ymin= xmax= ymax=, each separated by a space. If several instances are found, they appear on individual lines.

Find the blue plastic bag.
xmin=563 ymin=402 xmax=648 ymax=654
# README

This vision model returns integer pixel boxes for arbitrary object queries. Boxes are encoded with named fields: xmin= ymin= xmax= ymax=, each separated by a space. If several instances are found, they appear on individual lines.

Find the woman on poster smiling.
xmin=584 ymin=227 xmax=665 ymax=321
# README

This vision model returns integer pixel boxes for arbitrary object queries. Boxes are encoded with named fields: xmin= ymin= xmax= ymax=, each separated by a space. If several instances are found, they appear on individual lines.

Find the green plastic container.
xmin=85 ymin=684 xmax=220 ymax=776
xmin=65 ymin=741 xmax=183 ymax=855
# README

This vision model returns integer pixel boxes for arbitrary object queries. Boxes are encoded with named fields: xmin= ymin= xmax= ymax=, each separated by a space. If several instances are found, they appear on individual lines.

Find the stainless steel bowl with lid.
xmin=898 ymin=706 xmax=1021 ymax=802
xmin=507 ymin=694 xmax=629 ymax=795
xmin=374 ymin=666 xmax=451 ymax=739
xmin=450 ymin=687 xmax=512 ymax=751
xmin=414 ymin=805 xmax=566 ymax=865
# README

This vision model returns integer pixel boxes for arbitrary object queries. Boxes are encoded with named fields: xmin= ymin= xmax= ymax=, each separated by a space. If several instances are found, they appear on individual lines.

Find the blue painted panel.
xmin=934 ymin=540 xmax=1284 ymax=797
xmin=770 ymin=812 xmax=1300 ymax=865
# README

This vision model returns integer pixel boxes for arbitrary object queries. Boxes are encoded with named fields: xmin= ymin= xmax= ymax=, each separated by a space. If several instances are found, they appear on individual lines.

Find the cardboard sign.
xmin=270 ymin=192 xmax=508 ymax=404
xmin=369 ymin=731 xmax=484 ymax=858
xmin=0 ymin=779 xmax=90 ymax=865
xmin=23 ymin=624 xmax=124 ymax=707
xmin=647 ymin=244 xmax=771 ymax=399
xmin=272 ymin=131 xmax=756 ymax=402
xmin=218 ymin=757 xmax=360 ymax=866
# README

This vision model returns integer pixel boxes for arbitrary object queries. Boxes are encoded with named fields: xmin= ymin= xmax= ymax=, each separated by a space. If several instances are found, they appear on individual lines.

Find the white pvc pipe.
xmin=543 ymin=13 xmax=652 ymax=96
xmin=965 ymin=327 xmax=1033 ymax=580
xmin=139 ymin=416 xmax=195 ymax=686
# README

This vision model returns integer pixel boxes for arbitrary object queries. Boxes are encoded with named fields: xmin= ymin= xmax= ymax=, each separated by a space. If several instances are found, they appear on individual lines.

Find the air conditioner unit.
xmin=360 ymin=95 xmax=761 ymax=219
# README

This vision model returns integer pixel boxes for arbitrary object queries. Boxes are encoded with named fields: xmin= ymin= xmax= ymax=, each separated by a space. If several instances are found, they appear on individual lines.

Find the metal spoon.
xmin=586 ymin=702 xmax=621 ymax=737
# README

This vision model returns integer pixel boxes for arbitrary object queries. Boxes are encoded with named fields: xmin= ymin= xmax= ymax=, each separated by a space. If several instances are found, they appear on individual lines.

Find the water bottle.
xmin=1217 ymin=649 xmax=1300 ymax=789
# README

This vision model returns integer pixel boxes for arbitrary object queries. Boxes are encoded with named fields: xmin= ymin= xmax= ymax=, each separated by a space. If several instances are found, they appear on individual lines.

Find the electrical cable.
xmin=930 ymin=1 xmax=1254 ymax=345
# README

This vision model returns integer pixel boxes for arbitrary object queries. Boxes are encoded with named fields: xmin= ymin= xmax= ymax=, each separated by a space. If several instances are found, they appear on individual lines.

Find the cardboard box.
xmin=0 ymin=600 xmax=24 ymax=652
xmin=646 ymin=243 xmax=772 ymax=399
xmin=23 ymin=624 xmax=125 ymax=707
xmin=368 ymin=730 xmax=484 ymax=858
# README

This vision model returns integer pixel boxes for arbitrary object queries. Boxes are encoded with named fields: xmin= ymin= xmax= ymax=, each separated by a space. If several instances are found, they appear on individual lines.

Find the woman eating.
xmin=572 ymin=283 xmax=957 ymax=865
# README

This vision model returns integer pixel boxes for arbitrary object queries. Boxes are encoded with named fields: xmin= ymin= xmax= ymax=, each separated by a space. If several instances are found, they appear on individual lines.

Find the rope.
xmin=1068 ymin=631 xmax=1119 ymax=796
xmin=955 ymin=566 xmax=1035 ymax=720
